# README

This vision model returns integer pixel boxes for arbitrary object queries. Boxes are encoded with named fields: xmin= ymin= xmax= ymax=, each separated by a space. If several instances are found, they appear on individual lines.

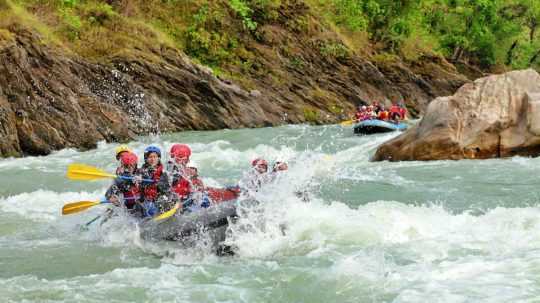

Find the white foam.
xmin=0 ymin=189 xmax=105 ymax=221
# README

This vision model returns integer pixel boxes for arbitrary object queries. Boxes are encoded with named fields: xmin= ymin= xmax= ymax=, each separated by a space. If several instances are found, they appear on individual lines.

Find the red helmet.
xmin=251 ymin=158 xmax=268 ymax=167
xmin=170 ymin=144 xmax=191 ymax=158
xmin=120 ymin=152 xmax=138 ymax=166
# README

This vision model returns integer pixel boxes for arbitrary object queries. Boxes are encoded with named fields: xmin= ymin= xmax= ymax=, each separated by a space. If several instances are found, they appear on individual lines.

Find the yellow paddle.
xmin=62 ymin=200 xmax=110 ymax=215
xmin=340 ymin=119 xmax=355 ymax=126
xmin=66 ymin=163 xmax=153 ymax=182
xmin=154 ymin=202 xmax=180 ymax=221
xmin=67 ymin=163 xmax=117 ymax=181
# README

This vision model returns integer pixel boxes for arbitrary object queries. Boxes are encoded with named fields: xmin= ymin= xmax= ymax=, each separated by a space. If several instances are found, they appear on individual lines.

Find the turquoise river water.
xmin=1 ymin=124 xmax=540 ymax=302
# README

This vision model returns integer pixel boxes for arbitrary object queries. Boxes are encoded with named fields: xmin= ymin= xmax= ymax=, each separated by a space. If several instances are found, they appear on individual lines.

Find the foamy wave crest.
xmin=0 ymin=189 xmax=105 ymax=221
xmin=227 ymin=195 xmax=540 ymax=259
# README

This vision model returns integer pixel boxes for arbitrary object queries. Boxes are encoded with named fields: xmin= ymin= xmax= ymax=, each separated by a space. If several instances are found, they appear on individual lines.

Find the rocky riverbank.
xmin=0 ymin=1 xmax=472 ymax=157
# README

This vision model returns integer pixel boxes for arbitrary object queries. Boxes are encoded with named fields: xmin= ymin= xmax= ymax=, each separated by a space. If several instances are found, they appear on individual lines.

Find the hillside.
xmin=1 ymin=0 xmax=538 ymax=157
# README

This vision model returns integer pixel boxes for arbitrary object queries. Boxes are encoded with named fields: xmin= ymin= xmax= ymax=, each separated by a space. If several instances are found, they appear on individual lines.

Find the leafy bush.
xmin=303 ymin=107 xmax=319 ymax=123
xmin=316 ymin=0 xmax=540 ymax=69
xmin=81 ymin=3 xmax=116 ymax=26
xmin=60 ymin=9 xmax=81 ymax=40
xmin=319 ymin=41 xmax=349 ymax=59
xmin=62 ymin=0 xmax=78 ymax=8
xmin=228 ymin=0 xmax=257 ymax=31
xmin=185 ymin=4 xmax=238 ymax=67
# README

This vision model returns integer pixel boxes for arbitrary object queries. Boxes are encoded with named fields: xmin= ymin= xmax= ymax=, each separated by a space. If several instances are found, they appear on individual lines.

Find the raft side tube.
xmin=353 ymin=119 xmax=408 ymax=134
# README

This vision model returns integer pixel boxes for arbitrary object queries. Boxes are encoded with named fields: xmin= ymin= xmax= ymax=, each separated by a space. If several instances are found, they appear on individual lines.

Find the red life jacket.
xmin=124 ymin=184 xmax=140 ymax=209
xmin=191 ymin=177 xmax=204 ymax=191
xmin=207 ymin=187 xmax=240 ymax=203
xmin=143 ymin=164 xmax=163 ymax=201
xmin=172 ymin=176 xmax=191 ymax=199
xmin=399 ymin=107 xmax=407 ymax=119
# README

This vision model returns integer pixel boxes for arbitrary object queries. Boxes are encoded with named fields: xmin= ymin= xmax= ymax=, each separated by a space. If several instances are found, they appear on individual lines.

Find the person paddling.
xmin=389 ymin=103 xmax=401 ymax=123
xmin=138 ymin=146 xmax=170 ymax=217
xmin=167 ymin=144 xmax=195 ymax=208
xmin=240 ymin=158 xmax=288 ymax=193
xmin=115 ymin=145 xmax=132 ymax=175
xmin=398 ymin=102 xmax=408 ymax=120
xmin=105 ymin=152 xmax=141 ymax=211
xmin=354 ymin=106 xmax=364 ymax=121
xmin=378 ymin=106 xmax=389 ymax=121
xmin=184 ymin=166 xmax=212 ymax=211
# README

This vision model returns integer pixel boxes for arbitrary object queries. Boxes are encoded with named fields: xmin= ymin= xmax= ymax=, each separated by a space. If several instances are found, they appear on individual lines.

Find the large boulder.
xmin=373 ymin=69 xmax=540 ymax=161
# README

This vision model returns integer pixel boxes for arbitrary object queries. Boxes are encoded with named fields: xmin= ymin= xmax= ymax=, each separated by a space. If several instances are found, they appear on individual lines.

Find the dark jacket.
xmin=138 ymin=163 xmax=169 ymax=202
xmin=105 ymin=173 xmax=140 ymax=209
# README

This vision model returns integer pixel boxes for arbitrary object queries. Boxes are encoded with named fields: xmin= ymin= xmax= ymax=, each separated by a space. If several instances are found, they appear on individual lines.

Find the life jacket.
xmin=191 ymin=177 xmax=204 ymax=191
xmin=360 ymin=112 xmax=370 ymax=121
xmin=172 ymin=176 xmax=191 ymax=199
xmin=207 ymin=187 xmax=240 ymax=203
xmin=378 ymin=111 xmax=388 ymax=120
xmin=389 ymin=105 xmax=401 ymax=120
xmin=120 ymin=178 xmax=140 ymax=209
xmin=142 ymin=164 xmax=163 ymax=202
xmin=399 ymin=107 xmax=407 ymax=119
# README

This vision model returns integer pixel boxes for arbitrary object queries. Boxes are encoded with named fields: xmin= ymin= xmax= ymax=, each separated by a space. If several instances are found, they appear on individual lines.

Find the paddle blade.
xmin=154 ymin=203 xmax=180 ymax=221
xmin=340 ymin=119 xmax=354 ymax=126
xmin=67 ymin=163 xmax=116 ymax=181
xmin=62 ymin=201 xmax=100 ymax=215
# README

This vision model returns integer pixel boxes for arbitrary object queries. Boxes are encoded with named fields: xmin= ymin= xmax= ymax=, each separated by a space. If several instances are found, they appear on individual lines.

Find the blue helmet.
xmin=144 ymin=145 xmax=161 ymax=159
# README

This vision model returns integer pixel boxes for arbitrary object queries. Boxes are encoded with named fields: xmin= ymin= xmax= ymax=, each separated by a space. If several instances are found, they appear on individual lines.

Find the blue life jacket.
xmin=142 ymin=200 xmax=158 ymax=217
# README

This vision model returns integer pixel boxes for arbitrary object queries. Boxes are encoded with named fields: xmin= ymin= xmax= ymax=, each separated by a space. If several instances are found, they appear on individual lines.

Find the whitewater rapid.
xmin=1 ymin=125 xmax=540 ymax=302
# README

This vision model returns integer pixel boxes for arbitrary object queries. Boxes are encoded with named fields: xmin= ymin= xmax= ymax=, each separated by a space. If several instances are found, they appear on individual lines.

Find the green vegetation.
xmin=228 ymin=0 xmax=257 ymax=31
xmin=1 ymin=0 xmax=539 ymax=75
xmin=319 ymin=41 xmax=349 ymax=59
xmin=303 ymin=107 xmax=319 ymax=123
xmin=314 ymin=0 xmax=540 ymax=69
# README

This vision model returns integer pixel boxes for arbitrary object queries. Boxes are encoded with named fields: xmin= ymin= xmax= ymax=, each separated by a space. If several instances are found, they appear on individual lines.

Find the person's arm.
xmin=273 ymin=162 xmax=288 ymax=172
xmin=105 ymin=182 xmax=121 ymax=206
xmin=158 ymin=171 xmax=170 ymax=194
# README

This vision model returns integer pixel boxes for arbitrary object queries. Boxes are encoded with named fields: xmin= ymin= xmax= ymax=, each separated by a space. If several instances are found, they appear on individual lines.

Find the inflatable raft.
xmin=139 ymin=187 xmax=240 ymax=249
xmin=353 ymin=119 xmax=408 ymax=134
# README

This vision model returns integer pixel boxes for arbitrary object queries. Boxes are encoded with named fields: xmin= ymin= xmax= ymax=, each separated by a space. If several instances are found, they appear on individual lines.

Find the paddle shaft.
xmin=84 ymin=214 xmax=102 ymax=227
xmin=118 ymin=175 xmax=155 ymax=183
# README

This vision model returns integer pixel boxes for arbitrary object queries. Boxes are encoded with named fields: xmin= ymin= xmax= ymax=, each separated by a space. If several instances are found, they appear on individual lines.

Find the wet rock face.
xmin=0 ymin=27 xmax=271 ymax=157
xmin=373 ymin=69 xmax=540 ymax=161
xmin=0 ymin=25 xmax=467 ymax=157
xmin=0 ymin=27 xmax=138 ymax=157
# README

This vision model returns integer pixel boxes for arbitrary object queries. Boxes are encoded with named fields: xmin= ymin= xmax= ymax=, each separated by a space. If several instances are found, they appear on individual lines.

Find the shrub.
xmin=185 ymin=4 xmax=239 ymax=66
xmin=303 ymin=107 xmax=319 ymax=123
xmin=319 ymin=41 xmax=349 ymax=59
xmin=228 ymin=0 xmax=257 ymax=31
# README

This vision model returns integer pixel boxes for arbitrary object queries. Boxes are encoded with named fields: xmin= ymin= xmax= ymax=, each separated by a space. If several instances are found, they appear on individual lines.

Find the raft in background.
xmin=353 ymin=119 xmax=408 ymax=135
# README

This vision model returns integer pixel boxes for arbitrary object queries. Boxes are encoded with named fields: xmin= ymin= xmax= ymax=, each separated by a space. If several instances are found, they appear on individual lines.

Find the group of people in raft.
xmin=107 ymin=144 xmax=288 ymax=218
xmin=354 ymin=101 xmax=407 ymax=123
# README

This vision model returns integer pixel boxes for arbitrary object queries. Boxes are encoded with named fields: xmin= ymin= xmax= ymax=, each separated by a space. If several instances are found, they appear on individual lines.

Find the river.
xmin=1 ymin=124 xmax=539 ymax=302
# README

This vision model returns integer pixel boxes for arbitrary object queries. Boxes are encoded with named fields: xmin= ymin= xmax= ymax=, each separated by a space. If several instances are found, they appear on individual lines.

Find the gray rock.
xmin=373 ymin=69 xmax=540 ymax=161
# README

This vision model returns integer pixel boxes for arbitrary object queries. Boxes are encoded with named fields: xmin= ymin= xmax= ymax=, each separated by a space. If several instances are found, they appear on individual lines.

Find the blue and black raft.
xmin=138 ymin=188 xmax=241 ymax=252
xmin=353 ymin=119 xmax=408 ymax=135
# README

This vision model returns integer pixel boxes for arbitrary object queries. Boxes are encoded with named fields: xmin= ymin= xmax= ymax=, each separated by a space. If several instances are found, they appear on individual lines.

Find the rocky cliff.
xmin=373 ymin=69 xmax=540 ymax=161
xmin=0 ymin=1 xmax=470 ymax=157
